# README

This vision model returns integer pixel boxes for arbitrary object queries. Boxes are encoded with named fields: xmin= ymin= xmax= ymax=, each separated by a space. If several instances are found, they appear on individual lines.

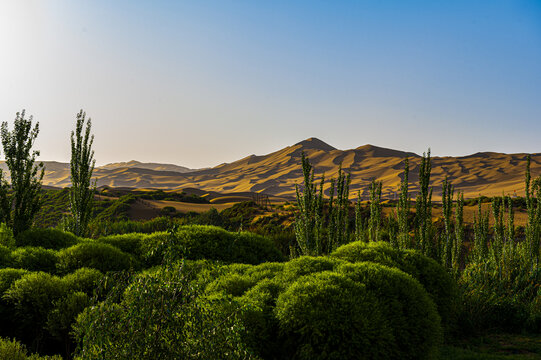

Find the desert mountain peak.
xmin=355 ymin=144 xmax=419 ymax=158
xmin=294 ymin=137 xmax=336 ymax=152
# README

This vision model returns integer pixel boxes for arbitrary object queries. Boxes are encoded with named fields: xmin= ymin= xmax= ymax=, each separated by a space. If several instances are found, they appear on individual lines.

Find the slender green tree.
xmin=441 ymin=176 xmax=454 ymax=268
xmin=327 ymin=165 xmax=351 ymax=252
xmin=354 ymin=190 xmax=366 ymax=242
xmin=415 ymin=149 xmax=433 ymax=256
xmin=294 ymin=152 xmax=325 ymax=256
xmin=472 ymin=197 xmax=490 ymax=262
xmin=368 ymin=179 xmax=382 ymax=242
xmin=396 ymin=157 xmax=410 ymax=249
xmin=0 ymin=110 xmax=44 ymax=236
xmin=453 ymin=191 xmax=464 ymax=274
xmin=65 ymin=110 xmax=96 ymax=237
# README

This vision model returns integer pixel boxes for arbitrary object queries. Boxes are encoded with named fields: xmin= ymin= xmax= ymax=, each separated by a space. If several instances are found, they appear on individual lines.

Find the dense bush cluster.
xmin=199 ymin=248 xmax=450 ymax=359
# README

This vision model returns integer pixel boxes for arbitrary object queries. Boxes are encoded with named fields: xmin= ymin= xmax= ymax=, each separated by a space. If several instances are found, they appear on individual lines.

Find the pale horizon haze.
xmin=1 ymin=1 xmax=540 ymax=168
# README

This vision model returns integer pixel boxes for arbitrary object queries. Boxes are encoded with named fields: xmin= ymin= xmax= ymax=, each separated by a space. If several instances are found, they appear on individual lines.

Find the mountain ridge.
xmin=1 ymin=138 xmax=539 ymax=200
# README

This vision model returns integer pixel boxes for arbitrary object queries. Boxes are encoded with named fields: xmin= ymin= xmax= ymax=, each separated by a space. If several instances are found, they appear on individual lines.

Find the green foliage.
xmin=3 ymin=272 xmax=66 ymax=349
xmin=96 ymin=233 xmax=146 ymax=258
xmin=151 ymin=225 xmax=283 ymax=265
xmin=0 ymin=110 xmax=44 ymax=236
xmin=56 ymin=242 xmax=138 ymax=274
xmin=369 ymin=179 xmax=383 ymax=242
xmin=16 ymin=228 xmax=79 ymax=250
xmin=294 ymin=152 xmax=325 ymax=256
xmin=61 ymin=268 xmax=102 ymax=294
xmin=0 ymin=337 xmax=62 ymax=360
xmin=415 ymin=149 xmax=434 ymax=257
xmin=73 ymin=262 xmax=257 ymax=360
xmin=91 ymin=195 xmax=135 ymax=223
xmin=279 ymin=255 xmax=343 ymax=283
xmin=9 ymin=247 xmax=58 ymax=273
xmin=0 ymin=223 xmax=14 ymax=248
xmin=331 ymin=241 xmax=460 ymax=333
xmin=206 ymin=262 xmax=284 ymax=297
xmin=0 ymin=246 xmax=10 ymax=269
xmin=396 ymin=157 xmax=411 ymax=249
xmin=275 ymin=271 xmax=394 ymax=360
xmin=460 ymin=242 xmax=541 ymax=332
xmin=338 ymin=262 xmax=442 ymax=359
xmin=327 ymin=165 xmax=351 ymax=252
xmin=65 ymin=110 xmax=96 ymax=237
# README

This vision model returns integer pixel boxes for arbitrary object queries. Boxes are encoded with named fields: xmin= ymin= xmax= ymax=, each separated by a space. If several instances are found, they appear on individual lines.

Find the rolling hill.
xmin=2 ymin=138 xmax=540 ymax=200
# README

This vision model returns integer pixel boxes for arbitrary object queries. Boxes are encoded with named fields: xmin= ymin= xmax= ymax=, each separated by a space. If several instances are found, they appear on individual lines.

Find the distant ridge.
xmin=2 ymin=138 xmax=539 ymax=200
xmin=100 ymin=160 xmax=194 ymax=173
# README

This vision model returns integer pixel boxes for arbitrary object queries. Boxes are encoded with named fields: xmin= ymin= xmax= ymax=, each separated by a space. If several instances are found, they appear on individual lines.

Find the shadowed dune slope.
xmin=3 ymin=138 xmax=540 ymax=200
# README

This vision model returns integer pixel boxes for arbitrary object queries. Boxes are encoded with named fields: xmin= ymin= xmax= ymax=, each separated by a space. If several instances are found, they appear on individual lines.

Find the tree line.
xmin=0 ymin=109 xmax=95 ymax=237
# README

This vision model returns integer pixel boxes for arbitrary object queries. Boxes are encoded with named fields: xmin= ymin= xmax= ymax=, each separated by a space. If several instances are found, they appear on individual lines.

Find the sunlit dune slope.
xmin=4 ymin=138 xmax=540 ymax=200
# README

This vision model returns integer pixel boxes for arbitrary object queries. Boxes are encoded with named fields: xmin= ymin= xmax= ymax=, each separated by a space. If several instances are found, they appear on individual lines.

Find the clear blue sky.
xmin=1 ymin=1 xmax=540 ymax=168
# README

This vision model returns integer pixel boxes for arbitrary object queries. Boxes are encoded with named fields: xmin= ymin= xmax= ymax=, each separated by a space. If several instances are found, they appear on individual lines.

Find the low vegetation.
xmin=0 ymin=109 xmax=539 ymax=359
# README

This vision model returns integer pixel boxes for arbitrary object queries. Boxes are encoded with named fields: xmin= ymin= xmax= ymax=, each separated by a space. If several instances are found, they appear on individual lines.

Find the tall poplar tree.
xmin=0 ymin=110 xmax=44 ymax=236
xmin=66 ymin=110 xmax=96 ymax=237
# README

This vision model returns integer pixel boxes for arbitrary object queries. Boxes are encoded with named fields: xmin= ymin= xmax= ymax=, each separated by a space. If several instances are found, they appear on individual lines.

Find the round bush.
xmin=152 ymin=226 xmax=284 ymax=265
xmin=332 ymin=241 xmax=459 ymax=331
xmin=97 ymin=233 xmax=146 ymax=258
xmin=278 ymin=256 xmax=344 ymax=283
xmin=15 ymin=228 xmax=79 ymax=250
xmin=57 ymin=242 xmax=138 ymax=274
xmin=0 ymin=268 xmax=29 ymax=295
xmin=231 ymin=231 xmax=284 ymax=264
xmin=3 ymin=272 xmax=67 ymax=342
xmin=62 ymin=268 xmax=103 ymax=295
xmin=337 ymin=262 xmax=442 ymax=359
xmin=275 ymin=271 xmax=394 ymax=360
xmin=138 ymin=232 xmax=174 ymax=265
xmin=237 ymin=277 xmax=288 ymax=358
xmin=206 ymin=262 xmax=284 ymax=297
xmin=9 ymin=247 xmax=58 ymax=273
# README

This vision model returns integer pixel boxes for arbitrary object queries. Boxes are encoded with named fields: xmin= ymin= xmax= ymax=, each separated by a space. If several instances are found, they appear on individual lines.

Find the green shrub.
xmin=96 ymin=233 xmax=145 ymax=258
xmin=73 ymin=262 xmax=256 ymax=359
xmin=0 ymin=336 xmax=26 ymax=360
xmin=275 ymin=271 xmax=394 ymax=360
xmin=46 ymin=291 xmax=90 ymax=352
xmin=230 ymin=232 xmax=284 ymax=264
xmin=237 ymin=278 xmax=288 ymax=358
xmin=460 ymin=260 xmax=540 ymax=333
xmin=57 ymin=242 xmax=138 ymax=274
xmin=0 ymin=268 xmax=29 ymax=294
xmin=15 ymin=228 xmax=79 ymax=250
xmin=0 ymin=246 xmax=11 ymax=269
xmin=0 ymin=224 xmax=15 ymax=248
xmin=62 ymin=268 xmax=103 ymax=295
xmin=206 ymin=262 xmax=284 ymax=297
xmin=278 ymin=256 xmax=344 ymax=283
xmin=332 ymin=241 xmax=459 ymax=332
xmin=3 ymin=272 xmax=67 ymax=345
xmin=9 ymin=247 xmax=58 ymax=273
xmin=150 ymin=225 xmax=284 ymax=265
xmin=0 ymin=337 xmax=62 ymax=360
xmin=138 ymin=231 xmax=171 ymax=265
xmin=338 ymin=262 xmax=442 ymax=359
xmin=0 ymin=269 xmax=29 ymax=336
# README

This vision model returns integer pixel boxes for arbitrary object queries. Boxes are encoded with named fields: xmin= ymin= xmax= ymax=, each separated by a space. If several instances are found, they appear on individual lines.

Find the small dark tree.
xmin=65 ymin=110 xmax=96 ymax=237
xmin=0 ymin=110 xmax=44 ymax=236
xmin=396 ymin=157 xmax=410 ymax=249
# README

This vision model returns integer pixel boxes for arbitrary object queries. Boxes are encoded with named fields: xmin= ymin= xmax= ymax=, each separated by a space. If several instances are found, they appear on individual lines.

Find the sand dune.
xmin=2 ymin=138 xmax=539 ymax=200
